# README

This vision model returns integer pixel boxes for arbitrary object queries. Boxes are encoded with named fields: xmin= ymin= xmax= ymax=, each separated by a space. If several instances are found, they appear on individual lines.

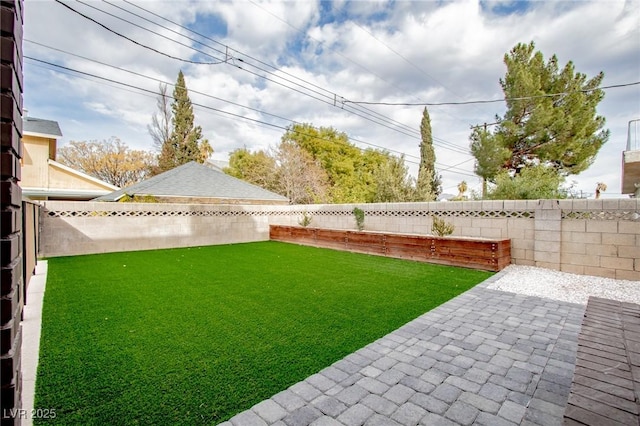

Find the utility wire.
xmin=46 ymin=2 xmax=475 ymax=166
xmin=24 ymin=39 xmax=298 ymax=125
xmin=350 ymin=20 xmax=461 ymax=99
xmin=116 ymin=0 xmax=470 ymax=153
xmin=345 ymin=81 xmax=640 ymax=106
xmin=53 ymin=0 xmax=224 ymax=65
xmin=27 ymin=55 xmax=480 ymax=177
xmin=77 ymin=0 xmax=228 ymax=64
xmin=246 ymin=0 xmax=479 ymax=140
xmin=78 ymin=0 xmax=428 ymax=145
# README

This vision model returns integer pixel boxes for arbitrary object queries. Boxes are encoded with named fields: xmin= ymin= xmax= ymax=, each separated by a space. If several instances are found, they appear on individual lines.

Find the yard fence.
xmin=40 ymin=199 xmax=639 ymax=280
xmin=22 ymin=201 xmax=40 ymax=302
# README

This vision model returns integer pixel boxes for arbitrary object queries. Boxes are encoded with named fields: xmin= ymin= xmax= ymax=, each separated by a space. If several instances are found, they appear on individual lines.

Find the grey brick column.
xmin=1 ymin=0 xmax=24 ymax=424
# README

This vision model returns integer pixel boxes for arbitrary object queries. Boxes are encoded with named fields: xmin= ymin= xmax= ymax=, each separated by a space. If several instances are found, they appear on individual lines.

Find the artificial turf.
xmin=34 ymin=241 xmax=492 ymax=425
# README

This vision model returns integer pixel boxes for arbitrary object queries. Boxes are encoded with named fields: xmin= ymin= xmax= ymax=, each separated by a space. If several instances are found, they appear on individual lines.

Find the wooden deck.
xmin=269 ymin=226 xmax=511 ymax=271
xmin=564 ymin=296 xmax=640 ymax=426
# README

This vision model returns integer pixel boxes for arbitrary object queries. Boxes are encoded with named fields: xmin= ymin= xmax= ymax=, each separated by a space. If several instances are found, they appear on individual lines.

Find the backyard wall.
xmin=40 ymin=199 xmax=639 ymax=280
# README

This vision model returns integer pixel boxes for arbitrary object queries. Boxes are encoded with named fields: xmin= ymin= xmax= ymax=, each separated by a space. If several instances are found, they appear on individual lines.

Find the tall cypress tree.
xmin=416 ymin=107 xmax=440 ymax=200
xmin=156 ymin=70 xmax=211 ymax=173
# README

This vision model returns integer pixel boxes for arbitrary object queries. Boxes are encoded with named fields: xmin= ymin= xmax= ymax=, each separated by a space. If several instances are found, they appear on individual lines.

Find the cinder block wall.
xmin=557 ymin=199 xmax=639 ymax=280
xmin=40 ymin=199 xmax=639 ymax=280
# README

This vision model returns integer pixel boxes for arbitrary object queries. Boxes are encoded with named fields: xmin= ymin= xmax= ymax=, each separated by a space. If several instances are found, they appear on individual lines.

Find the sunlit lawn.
xmin=35 ymin=241 xmax=492 ymax=425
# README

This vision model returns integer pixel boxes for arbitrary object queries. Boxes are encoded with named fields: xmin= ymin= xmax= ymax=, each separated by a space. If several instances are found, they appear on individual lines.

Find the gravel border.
xmin=486 ymin=264 xmax=640 ymax=305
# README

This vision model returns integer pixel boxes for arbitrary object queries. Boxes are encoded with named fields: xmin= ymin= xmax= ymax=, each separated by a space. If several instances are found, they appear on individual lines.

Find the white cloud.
xmin=22 ymin=0 xmax=640 ymax=198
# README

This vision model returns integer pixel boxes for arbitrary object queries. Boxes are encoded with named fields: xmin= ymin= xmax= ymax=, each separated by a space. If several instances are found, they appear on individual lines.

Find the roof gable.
xmin=95 ymin=162 xmax=289 ymax=202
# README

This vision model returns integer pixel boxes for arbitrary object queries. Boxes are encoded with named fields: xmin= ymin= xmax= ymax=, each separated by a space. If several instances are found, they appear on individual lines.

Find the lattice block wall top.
xmin=44 ymin=207 xmax=537 ymax=219
xmin=278 ymin=209 xmax=535 ymax=219
xmin=41 ymin=199 xmax=639 ymax=221
xmin=561 ymin=211 xmax=640 ymax=221
xmin=46 ymin=209 xmax=255 ymax=218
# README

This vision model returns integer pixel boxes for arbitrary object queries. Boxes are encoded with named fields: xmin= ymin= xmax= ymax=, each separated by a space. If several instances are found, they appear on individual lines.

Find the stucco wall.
xmin=21 ymin=135 xmax=51 ymax=187
xmin=40 ymin=199 xmax=639 ymax=280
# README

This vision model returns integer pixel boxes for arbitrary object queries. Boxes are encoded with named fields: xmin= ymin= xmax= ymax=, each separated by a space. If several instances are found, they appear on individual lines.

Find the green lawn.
xmin=35 ymin=241 xmax=492 ymax=425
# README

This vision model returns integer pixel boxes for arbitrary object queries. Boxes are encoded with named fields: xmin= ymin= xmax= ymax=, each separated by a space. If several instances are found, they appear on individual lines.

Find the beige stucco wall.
xmin=39 ymin=199 xmax=639 ymax=280
xmin=48 ymin=162 xmax=115 ymax=191
xmin=21 ymin=135 xmax=117 ymax=198
xmin=21 ymin=135 xmax=52 ymax=188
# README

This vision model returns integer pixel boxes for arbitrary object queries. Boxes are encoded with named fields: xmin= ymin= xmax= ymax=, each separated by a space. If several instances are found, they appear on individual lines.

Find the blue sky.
xmin=22 ymin=0 xmax=640 ymax=198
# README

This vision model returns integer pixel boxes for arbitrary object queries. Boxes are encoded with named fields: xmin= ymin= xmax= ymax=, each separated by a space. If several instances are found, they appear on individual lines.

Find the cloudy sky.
xmin=23 ymin=0 xmax=639 ymax=198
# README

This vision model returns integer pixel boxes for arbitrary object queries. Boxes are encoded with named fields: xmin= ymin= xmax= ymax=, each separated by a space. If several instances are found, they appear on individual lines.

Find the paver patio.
xmin=223 ymin=271 xmax=586 ymax=426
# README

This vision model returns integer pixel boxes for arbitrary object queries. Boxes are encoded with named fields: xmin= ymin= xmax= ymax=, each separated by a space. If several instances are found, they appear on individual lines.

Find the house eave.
xmin=21 ymin=187 xmax=114 ymax=199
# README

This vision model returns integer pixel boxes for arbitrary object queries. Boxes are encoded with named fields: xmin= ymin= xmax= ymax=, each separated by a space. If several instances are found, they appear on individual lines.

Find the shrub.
xmin=353 ymin=207 xmax=365 ymax=231
xmin=431 ymin=217 xmax=454 ymax=236
xmin=119 ymin=194 xmax=158 ymax=203
xmin=298 ymin=212 xmax=313 ymax=227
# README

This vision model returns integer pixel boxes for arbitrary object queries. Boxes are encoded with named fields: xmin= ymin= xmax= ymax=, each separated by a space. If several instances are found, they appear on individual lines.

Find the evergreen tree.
xmin=155 ymin=70 xmax=212 ymax=174
xmin=372 ymin=155 xmax=415 ymax=203
xmin=416 ymin=108 xmax=440 ymax=200
xmin=470 ymin=42 xmax=609 ymax=189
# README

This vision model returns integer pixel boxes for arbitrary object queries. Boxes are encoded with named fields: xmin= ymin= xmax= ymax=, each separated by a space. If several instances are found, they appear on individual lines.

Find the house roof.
xmin=23 ymin=116 xmax=63 ymax=139
xmin=94 ymin=161 xmax=289 ymax=202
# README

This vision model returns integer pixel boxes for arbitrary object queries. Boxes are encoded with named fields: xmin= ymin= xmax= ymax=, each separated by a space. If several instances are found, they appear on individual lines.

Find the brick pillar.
xmin=1 ymin=0 xmax=24 ymax=424
xmin=534 ymin=199 xmax=561 ymax=270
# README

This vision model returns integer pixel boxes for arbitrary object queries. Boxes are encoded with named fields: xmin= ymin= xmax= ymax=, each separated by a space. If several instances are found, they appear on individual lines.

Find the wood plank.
xmin=567 ymin=393 xmax=639 ymax=425
xmin=575 ymin=358 xmax=633 ymax=380
xmin=572 ymin=373 xmax=637 ymax=401
xmin=268 ymin=226 xmax=510 ymax=271
xmin=564 ymin=404 xmax=630 ymax=426
xmin=577 ymin=352 xmax=632 ymax=372
xmin=571 ymin=383 xmax=638 ymax=415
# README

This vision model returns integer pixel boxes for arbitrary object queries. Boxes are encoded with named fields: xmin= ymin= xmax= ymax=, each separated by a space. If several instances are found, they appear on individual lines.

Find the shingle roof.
xmin=94 ymin=161 xmax=289 ymax=202
xmin=23 ymin=117 xmax=63 ymax=138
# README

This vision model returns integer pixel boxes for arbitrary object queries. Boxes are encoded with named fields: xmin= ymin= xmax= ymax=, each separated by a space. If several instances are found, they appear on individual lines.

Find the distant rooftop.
xmin=95 ymin=161 xmax=289 ymax=203
xmin=23 ymin=116 xmax=62 ymax=138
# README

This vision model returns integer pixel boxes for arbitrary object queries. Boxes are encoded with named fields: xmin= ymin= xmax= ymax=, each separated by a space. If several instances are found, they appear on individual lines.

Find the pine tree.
xmin=155 ymin=70 xmax=212 ymax=174
xmin=471 ymin=42 xmax=609 ymax=185
xmin=416 ymin=107 xmax=440 ymax=200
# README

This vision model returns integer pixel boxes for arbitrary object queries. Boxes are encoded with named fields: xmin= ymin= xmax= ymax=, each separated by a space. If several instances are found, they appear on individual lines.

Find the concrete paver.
xmin=229 ymin=271 xmax=586 ymax=425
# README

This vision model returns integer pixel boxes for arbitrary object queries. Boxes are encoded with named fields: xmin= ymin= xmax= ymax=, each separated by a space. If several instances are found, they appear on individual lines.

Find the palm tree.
xmin=457 ymin=181 xmax=468 ymax=200
xmin=595 ymin=182 xmax=607 ymax=199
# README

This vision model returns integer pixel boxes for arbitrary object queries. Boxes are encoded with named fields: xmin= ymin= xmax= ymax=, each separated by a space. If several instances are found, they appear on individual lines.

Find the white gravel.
xmin=486 ymin=264 xmax=640 ymax=305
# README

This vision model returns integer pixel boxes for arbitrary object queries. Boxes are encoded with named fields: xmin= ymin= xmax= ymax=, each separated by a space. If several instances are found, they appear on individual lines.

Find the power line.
xmin=24 ymin=39 xmax=298 ymax=126
xmin=80 ymin=0 xmax=425 ymax=143
xmin=350 ymin=20 xmax=461 ymax=99
xmin=40 ymin=3 xmax=475 ymax=169
xmin=53 ymin=0 xmax=224 ymax=65
xmin=114 ymin=0 xmax=471 ymax=155
xmin=344 ymin=81 xmax=640 ymax=106
xmin=27 ymin=40 xmax=459 ymax=164
xmin=244 ymin=1 xmax=477 ymax=147
xmin=26 ymin=55 xmax=480 ymax=177
xmin=78 ymin=0 xmax=229 ymax=64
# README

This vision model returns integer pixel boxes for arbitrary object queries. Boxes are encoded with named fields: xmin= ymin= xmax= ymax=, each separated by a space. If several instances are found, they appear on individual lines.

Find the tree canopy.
xmin=153 ymin=71 xmax=212 ymax=174
xmin=470 ymin=41 xmax=609 ymax=199
xmin=57 ymin=138 xmax=154 ymax=188
xmin=225 ymin=123 xmax=421 ymax=204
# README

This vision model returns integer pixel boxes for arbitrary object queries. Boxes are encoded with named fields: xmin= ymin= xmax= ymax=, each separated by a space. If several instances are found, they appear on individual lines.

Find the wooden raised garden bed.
xmin=269 ymin=226 xmax=511 ymax=272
